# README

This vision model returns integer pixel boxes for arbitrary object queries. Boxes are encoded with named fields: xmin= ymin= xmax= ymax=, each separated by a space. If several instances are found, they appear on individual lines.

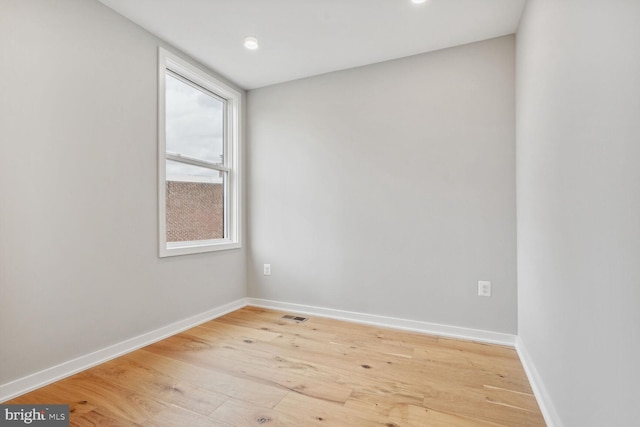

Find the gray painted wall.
xmin=516 ymin=0 xmax=640 ymax=425
xmin=0 ymin=0 xmax=246 ymax=385
xmin=247 ymin=36 xmax=517 ymax=334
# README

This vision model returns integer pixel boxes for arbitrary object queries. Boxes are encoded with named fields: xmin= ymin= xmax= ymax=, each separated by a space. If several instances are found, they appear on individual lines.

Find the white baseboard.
xmin=247 ymin=298 xmax=517 ymax=347
xmin=0 ymin=298 xmax=248 ymax=403
xmin=516 ymin=336 xmax=563 ymax=427
xmin=1 ymin=296 xmax=520 ymax=403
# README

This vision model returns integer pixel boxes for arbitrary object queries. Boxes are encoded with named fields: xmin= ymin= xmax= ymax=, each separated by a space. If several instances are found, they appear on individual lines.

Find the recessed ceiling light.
xmin=411 ymin=0 xmax=428 ymax=4
xmin=244 ymin=36 xmax=259 ymax=50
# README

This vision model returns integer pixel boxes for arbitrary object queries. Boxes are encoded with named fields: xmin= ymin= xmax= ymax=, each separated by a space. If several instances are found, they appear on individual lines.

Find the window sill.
xmin=159 ymin=240 xmax=241 ymax=257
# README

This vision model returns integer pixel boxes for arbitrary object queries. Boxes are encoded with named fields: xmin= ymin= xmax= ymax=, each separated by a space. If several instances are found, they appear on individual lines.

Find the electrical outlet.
xmin=263 ymin=264 xmax=271 ymax=276
xmin=478 ymin=281 xmax=491 ymax=297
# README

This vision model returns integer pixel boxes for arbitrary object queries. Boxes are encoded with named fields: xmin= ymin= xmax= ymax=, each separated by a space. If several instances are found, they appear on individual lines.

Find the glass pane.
xmin=165 ymin=72 xmax=224 ymax=164
xmin=165 ymin=160 xmax=225 ymax=242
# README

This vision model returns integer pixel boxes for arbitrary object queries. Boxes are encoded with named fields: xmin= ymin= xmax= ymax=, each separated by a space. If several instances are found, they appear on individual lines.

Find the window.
xmin=158 ymin=48 xmax=241 ymax=257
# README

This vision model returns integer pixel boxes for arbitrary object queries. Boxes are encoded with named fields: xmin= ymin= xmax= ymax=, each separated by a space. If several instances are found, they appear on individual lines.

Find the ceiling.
xmin=97 ymin=0 xmax=525 ymax=90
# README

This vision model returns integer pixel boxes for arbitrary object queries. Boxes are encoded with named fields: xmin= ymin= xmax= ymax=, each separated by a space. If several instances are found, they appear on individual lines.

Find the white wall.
xmin=248 ymin=36 xmax=517 ymax=334
xmin=0 ymin=0 xmax=245 ymax=386
xmin=516 ymin=0 xmax=640 ymax=425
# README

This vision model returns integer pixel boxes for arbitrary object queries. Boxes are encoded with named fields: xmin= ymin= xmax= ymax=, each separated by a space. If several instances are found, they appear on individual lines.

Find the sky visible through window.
xmin=165 ymin=73 xmax=224 ymax=182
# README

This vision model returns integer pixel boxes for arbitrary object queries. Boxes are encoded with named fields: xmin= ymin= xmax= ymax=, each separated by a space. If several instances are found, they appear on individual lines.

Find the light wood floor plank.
xmin=388 ymin=403 xmax=503 ymax=427
xmin=274 ymin=392 xmax=389 ymax=427
xmin=7 ymin=307 xmax=545 ymax=426
xmin=127 ymin=350 xmax=288 ymax=409
xmin=208 ymin=398 xmax=282 ymax=426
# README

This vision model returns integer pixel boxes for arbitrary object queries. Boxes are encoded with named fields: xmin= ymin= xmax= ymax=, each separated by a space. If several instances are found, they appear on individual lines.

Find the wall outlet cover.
xmin=478 ymin=281 xmax=491 ymax=297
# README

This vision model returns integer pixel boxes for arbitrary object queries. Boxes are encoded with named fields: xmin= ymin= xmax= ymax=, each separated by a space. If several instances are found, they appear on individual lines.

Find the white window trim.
xmin=158 ymin=47 xmax=242 ymax=257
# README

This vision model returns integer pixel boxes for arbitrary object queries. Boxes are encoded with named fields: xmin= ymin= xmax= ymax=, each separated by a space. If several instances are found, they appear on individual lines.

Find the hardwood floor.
xmin=7 ymin=307 xmax=546 ymax=426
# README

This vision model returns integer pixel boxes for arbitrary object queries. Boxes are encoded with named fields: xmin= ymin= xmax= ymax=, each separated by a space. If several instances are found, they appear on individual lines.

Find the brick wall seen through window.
xmin=166 ymin=181 xmax=223 ymax=242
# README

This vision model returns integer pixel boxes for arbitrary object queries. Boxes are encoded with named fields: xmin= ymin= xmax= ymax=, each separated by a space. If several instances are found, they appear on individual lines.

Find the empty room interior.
xmin=1 ymin=0 xmax=638 ymax=426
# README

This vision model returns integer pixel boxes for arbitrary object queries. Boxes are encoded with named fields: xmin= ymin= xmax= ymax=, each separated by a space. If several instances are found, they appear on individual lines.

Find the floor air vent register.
xmin=281 ymin=314 xmax=309 ymax=323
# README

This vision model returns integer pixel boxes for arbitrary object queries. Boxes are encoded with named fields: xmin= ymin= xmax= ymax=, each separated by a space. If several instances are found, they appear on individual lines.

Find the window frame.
xmin=158 ymin=47 xmax=241 ymax=257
